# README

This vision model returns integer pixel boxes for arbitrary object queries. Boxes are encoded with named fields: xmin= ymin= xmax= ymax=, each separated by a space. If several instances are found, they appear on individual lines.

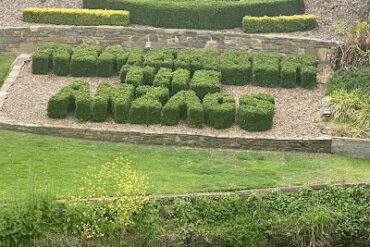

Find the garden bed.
xmin=0 ymin=57 xmax=330 ymax=139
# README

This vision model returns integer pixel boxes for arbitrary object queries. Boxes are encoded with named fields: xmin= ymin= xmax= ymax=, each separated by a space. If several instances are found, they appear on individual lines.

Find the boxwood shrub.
xmin=253 ymin=53 xmax=281 ymax=87
xmin=171 ymin=68 xmax=190 ymax=95
xmin=136 ymin=85 xmax=170 ymax=105
xmin=153 ymin=67 xmax=173 ymax=89
xmin=144 ymin=48 xmax=176 ymax=71
xmin=242 ymin=14 xmax=317 ymax=33
xmin=70 ymin=44 xmax=102 ymax=77
xmin=174 ymin=48 xmax=218 ymax=73
xmin=203 ymin=92 xmax=236 ymax=129
xmin=83 ymin=0 xmax=305 ymax=30
xmin=238 ymin=93 xmax=275 ymax=131
xmin=127 ymin=48 xmax=144 ymax=66
xmin=220 ymin=50 xmax=251 ymax=85
xmin=129 ymin=94 xmax=162 ymax=125
xmin=125 ymin=66 xmax=144 ymax=86
xmin=161 ymin=90 xmax=203 ymax=127
xmin=92 ymin=81 xmax=134 ymax=123
xmin=191 ymin=70 xmax=222 ymax=99
xmin=23 ymin=7 xmax=130 ymax=26
xmin=281 ymin=54 xmax=317 ymax=88
xmin=96 ymin=45 xmax=128 ymax=77
xmin=47 ymin=80 xmax=91 ymax=121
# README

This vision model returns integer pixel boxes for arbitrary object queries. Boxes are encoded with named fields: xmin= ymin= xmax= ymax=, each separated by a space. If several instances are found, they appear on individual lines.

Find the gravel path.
xmin=1 ymin=61 xmax=329 ymax=139
xmin=0 ymin=0 xmax=367 ymax=41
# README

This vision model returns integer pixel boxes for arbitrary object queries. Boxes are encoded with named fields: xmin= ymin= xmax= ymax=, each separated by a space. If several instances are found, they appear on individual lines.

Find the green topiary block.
xmin=203 ymin=92 xmax=235 ymax=129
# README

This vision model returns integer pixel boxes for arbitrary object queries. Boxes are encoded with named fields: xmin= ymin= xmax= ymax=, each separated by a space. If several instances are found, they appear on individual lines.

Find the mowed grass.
xmin=0 ymin=53 xmax=16 ymax=85
xmin=0 ymin=130 xmax=369 ymax=200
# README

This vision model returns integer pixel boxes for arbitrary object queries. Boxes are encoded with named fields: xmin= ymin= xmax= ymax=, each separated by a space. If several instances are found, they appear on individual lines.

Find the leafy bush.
xmin=136 ymin=85 xmax=170 ymax=105
xmin=143 ymin=48 xmax=176 ymax=71
xmin=220 ymin=50 xmax=251 ymax=85
xmin=129 ymin=94 xmax=162 ymax=125
xmin=238 ymin=93 xmax=275 ymax=131
xmin=161 ymin=90 xmax=203 ymax=127
xmin=96 ymin=45 xmax=127 ymax=77
xmin=242 ymin=14 xmax=317 ymax=33
xmin=253 ymin=53 xmax=281 ymax=87
xmin=70 ymin=44 xmax=102 ymax=77
xmin=190 ymin=70 xmax=222 ymax=99
xmin=327 ymin=66 xmax=370 ymax=95
xmin=127 ymin=47 xmax=144 ymax=66
xmin=203 ymin=92 xmax=236 ymax=129
xmin=92 ymin=81 xmax=135 ymax=123
xmin=174 ymin=48 xmax=218 ymax=73
xmin=281 ymin=54 xmax=317 ymax=88
xmin=83 ymin=0 xmax=305 ymax=29
xmin=121 ymin=65 xmax=155 ymax=85
xmin=171 ymin=68 xmax=190 ymax=95
xmin=153 ymin=67 xmax=172 ymax=89
xmin=23 ymin=7 xmax=130 ymax=26
xmin=125 ymin=66 xmax=144 ymax=87
xmin=47 ymin=80 xmax=91 ymax=121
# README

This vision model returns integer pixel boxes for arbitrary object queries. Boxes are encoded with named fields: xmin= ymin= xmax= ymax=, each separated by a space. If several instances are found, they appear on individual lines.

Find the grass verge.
xmin=0 ymin=53 xmax=16 ymax=86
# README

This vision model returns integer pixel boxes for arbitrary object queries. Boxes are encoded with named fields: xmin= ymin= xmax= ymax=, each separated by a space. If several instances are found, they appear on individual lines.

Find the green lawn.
xmin=0 ymin=130 xmax=369 ymax=200
xmin=0 ymin=53 xmax=16 ymax=86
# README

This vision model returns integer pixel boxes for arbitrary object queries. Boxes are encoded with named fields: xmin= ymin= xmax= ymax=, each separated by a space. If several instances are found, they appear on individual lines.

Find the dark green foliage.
xmin=143 ymin=66 xmax=156 ymax=85
xmin=153 ymin=67 xmax=172 ymax=89
xmin=190 ymin=70 xmax=222 ymax=99
xmin=70 ymin=44 xmax=102 ymax=77
xmin=203 ymin=93 xmax=235 ymax=129
xmin=202 ymin=49 xmax=219 ymax=71
xmin=174 ymin=48 xmax=218 ymax=73
xmin=161 ymin=90 xmax=203 ymax=127
xmin=83 ymin=0 xmax=305 ymax=30
xmin=129 ymin=94 xmax=162 ymax=125
xmin=220 ymin=50 xmax=251 ymax=85
xmin=127 ymin=48 xmax=144 ymax=66
xmin=327 ymin=67 xmax=370 ymax=95
xmin=96 ymin=45 xmax=127 ymax=77
xmin=144 ymin=48 xmax=176 ymax=70
xmin=120 ymin=64 xmax=131 ymax=83
xmin=171 ymin=68 xmax=190 ymax=95
xmin=125 ymin=66 xmax=144 ymax=87
xmin=281 ymin=54 xmax=299 ymax=88
xmin=253 ymin=53 xmax=281 ymax=87
xmin=242 ymin=14 xmax=317 ymax=33
xmin=281 ymin=54 xmax=317 ymax=88
xmin=239 ymin=93 xmax=275 ymax=131
xmin=92 ymin=81 xmax=134 ymax=123
xmin=32 ymin=42 xmax=71 ymax=75
xmin=136 ymin=86 xmax=170 ymax=105
xmin=47 ymin=80 xmax=91 ymax=121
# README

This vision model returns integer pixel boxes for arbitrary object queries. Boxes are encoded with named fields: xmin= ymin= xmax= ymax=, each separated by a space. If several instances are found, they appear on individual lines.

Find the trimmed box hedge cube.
xmin=143 ymin=66 xmax=156 ymax=85
xmin=220 ymin=50 xmax=251 ymax=85
xmin=171 ymin=68 xmax=190 ymax=95
xmin=125 ymin=66 xmax=144 ymax=87
xmin=53 ymin=49 xmax=71 ymax=76
xmin=129 ymin=94 xmax=162 ymax=125
xmin=174 ymin=48 xmax=218 ymax=73
xmin=238 ymin=93 xmax=275 ymax=131
xmin=153 ymin=67 xmax=172 ymax=89
xmin=136 ymin=86 xmax=170 ymax=105
xmin=190 ymin=70 xmax=222 ymax=99
xmin=144 ymin=48 xmax=176 ymax=70
xmin=253 ymin=53 xmax=281 ymax=87
xmin=96 ymin=45 xmax=127 ymax=77
xmin=281 ymin=54 xmax=299 ymax=88
xmin=203 ymin=92 xmax=236 ymax=129
xmin=70 ymin=44 xmax=102 ymax=77
xmin=281 ymin=54 xmax=317 ymax=88
xmin=202 ymin=49 xmax=219 ymax=71
xmin=127 ymin=48 xmax=144 ymax=66
xmin=161 ymin=90 xmax=203 ymax=127
xmin=299 ymin=55 xmax=317 ymax=88
xmin=47 ymin=80 xmax=91 ymax=121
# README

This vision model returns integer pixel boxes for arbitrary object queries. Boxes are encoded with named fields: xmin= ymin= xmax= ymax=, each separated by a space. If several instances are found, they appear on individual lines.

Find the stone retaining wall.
xmin=0 ymin=26 xmax=339 ymax=63
xmin=332 ymin=137 xmax=370 ymax=160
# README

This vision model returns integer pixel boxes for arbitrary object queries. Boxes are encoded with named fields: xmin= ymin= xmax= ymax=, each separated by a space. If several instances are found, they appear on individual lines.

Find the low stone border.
xmin=332 ymin=137 xmax=370 ymax=160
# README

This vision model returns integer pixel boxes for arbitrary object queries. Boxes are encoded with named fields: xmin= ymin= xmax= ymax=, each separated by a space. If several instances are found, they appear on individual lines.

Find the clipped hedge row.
xmin=83 ymin=0 xmax=305 ymax=30
xmin=174 ymin=48 xmax=219 ymax=73
xmin=203 ymin=92 xmax=235 ymax=129
xmin=239 ymin=93 xmax=275 ymax=131
xmin=242 ymin=14 xmax=317 ymax=33
xmin=70 ymin=44 xmax=102 ymax=77
xmin=220 ymin=50 xmax=252 ymax=86
xmin=281 ymin=54 xmax=317 ymax=88
xmin=191 ymin=70 xmax=222 ymax=99
xmin=23 ymin=7 xmax=130 ymax=26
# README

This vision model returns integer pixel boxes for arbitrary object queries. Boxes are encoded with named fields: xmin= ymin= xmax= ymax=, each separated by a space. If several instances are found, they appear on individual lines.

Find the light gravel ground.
xmin=0 ymin=0 xmax=368 ymax=41
xmin=1 ymin=61 xmax=330 ymax=139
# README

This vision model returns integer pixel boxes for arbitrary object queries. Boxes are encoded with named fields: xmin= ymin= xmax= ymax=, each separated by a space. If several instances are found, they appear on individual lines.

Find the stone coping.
xmin=332 ymin=137 xmax=370 ymax=160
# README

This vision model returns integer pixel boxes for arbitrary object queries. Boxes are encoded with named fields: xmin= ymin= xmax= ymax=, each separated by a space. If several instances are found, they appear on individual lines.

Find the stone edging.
xmin=332 ymin=137 xmax=370 ymax=160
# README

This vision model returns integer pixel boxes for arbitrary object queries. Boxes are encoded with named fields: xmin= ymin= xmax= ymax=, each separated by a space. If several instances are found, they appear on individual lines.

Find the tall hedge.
xmin=253 ymin=53 xmax=281 ymax=87
xmin=83 ymin=0 xmax=305 ymax=29
xmin=220 ymin=50 xmax=252 ymax=85
xmin=70 ymin=44 xmax=102 ymax=77
xmin=47 ymin=80 xmax=91 ymax=121
xmin=238 ymin=93 xmax=275 ymax=131
xmin=190 ymin=70 xmax=222 ymax=99
xmin=203 ymin=92 xmax=236 ymax=129
xmin=161 ymin=90 xmax=203 ymax=127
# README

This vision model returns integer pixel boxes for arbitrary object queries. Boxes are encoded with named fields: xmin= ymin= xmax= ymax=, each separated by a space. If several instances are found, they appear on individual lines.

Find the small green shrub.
xmin=239 ymin=93 xmax=275 ymax=131
xmin=242 ymin=14 xmax=317 ymax=33
xmin=171 ymin=68 xmax=190 ymax=95
xmin=253 ymin=53 xmax=281 ymax=87
xmin=143 ymin=66 xmax=156 ymax=85
xmin=136 ymin=85 xmax=170 ymax=105
xmin=96 ymin=45 xmax=127 ymax=77
xmin=127 ymin=48 xmax=144 ymax=66
xmin=70 ymin=44 xmax=102 ymax=77
xmin=129 ymin=94 xmax=162 ymax=125
xmin=281 ymin=54 xmax=317 ymax=88
xmin=174 ymin=48 xmax=218 ymax=73
xmin=161 ymin=90 xmax=203 ymax=127
xmin=327 ymin=67 xmax=370 ymax=95
xmin=190 ymin=70 xmax=221 ymax=99
xmin=53 ymin=49 xmax=71 ymax=76
xmin=125 ymin=66 xmax=144 ymax=87
xmin=203 ymin=92 xmax=235 ymax=129
xmin=153 ymin=67 xmax=172 ymax=89
xmin=220 ymin=50 xmax=251 ymax=85
xmin=23 ymin=7 xmax=130 ymax=26
xmin=144 ymin=48 xmax=176 ymax=70
xmin=47 ymin=80 xmax=91 ymax=121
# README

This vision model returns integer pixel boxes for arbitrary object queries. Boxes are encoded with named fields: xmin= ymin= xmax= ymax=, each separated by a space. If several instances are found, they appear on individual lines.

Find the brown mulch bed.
xmin=0 ymin=61 xmax=330 ymax=139
xmin=0 ymin=0 xmax=368 ymax=41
